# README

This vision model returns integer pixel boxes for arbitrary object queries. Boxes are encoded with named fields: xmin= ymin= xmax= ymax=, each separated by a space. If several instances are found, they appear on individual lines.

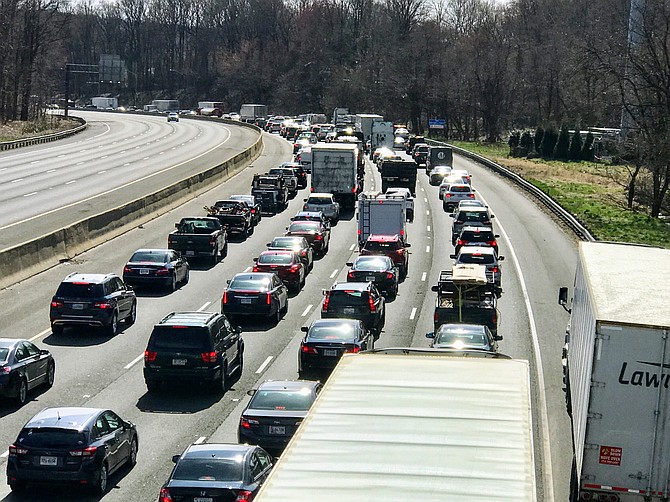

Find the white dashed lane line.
xmin=124 ymin=354 xmax=144 ymax=370
xmin=330 ymin=269 xmax=339 ymax=278
xmin=427 ymin=225 xmax=431 ymax=232
xmin=197 ymin=302 xmax=211 ymax=312
xmin=421 ymin=272 xmax=427 ymax=282
xmin=409 ymin=307 xmax=417 ymax=320
xmin=29 ymin=328 xmax=51 ymax=342
xmin=426 ymin=210 xmax=430 ymax=215
xmin=0 ymin=451 xmax=8 ymax=458
xmin=10 ymin=179 xmax=23 ymax=183
xmin=255 ymin=356 xmax=273 ymax=374
xmin=65 ymin=180 xmax=76 ymax=185
xmin=426 ymin=245 xmax=430 ymax=253
xmin=349 ymin=244 xmax=356 ymax=251
xmin=301 ymin=305 xmax=313 ymax=317
xmin=194 ymin=436 xmax=207 ymax=445
xmin=47 ymin=169 xmax=56 ymax=173
xmin=98 ymin=171 xmax=107 ymax=175
xmin=24 ymin=192 xmax=37 ymax=197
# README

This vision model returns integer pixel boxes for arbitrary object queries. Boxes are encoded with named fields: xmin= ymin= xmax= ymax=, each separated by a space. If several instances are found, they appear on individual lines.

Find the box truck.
xmin=354 ymin=113 xmax=383 ymax=143
xmin=310 ymin=143 xmax=360 ymax=209
xmin=559 ymin=241 xmax=670 ymax=502
xmin=91 ymin=96 xmax=118 ymax=109
xmin=357 ymin=192 xmax=407 ymax=247
xmin=255 ymin=349 xmax=537 ymax=502
xmin=239 ymin=104 xmax=267 ymax=122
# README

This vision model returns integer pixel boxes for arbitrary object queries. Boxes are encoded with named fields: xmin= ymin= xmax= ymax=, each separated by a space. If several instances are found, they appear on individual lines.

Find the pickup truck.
xmin=251 ymin=173 xmax=289 ymax=214
xmin=204 ymin=200 xmax=253 ymax=237
xmin=229 ymin=194 xmax=262 ymax=226
xmin=431 ymin=264 xmax=498 ymax=335
xmin=167 ymin=217 xmax=228 ymax=265
xmin=303 ymin=193 xmax=340 ymax=222
xmin=267 ymin=167 xmax=298 ymax=197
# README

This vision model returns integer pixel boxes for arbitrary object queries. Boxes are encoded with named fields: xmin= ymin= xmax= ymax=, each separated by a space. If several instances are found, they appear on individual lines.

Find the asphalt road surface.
xmin=0 ymin=131 xmax=577 ymax=501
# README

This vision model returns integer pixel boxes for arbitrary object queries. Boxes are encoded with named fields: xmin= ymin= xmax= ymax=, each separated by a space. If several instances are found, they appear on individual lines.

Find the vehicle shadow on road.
xmin=41 ymin=328 xmax=125 ymax=347
xmin=0 ymin=384 xmax=51 ymax=418
xmin=136 ymin=385 xmax=236 ymax=414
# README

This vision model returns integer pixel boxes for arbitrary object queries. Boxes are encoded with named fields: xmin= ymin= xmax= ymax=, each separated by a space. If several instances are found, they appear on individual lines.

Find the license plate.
xmin=240 ymin=298 xmax=253 ymax=304
xmin=40 ymin=456 xmax=57 ymax=466
xmin=365 ymin=276 xmax=376 ymax=282
xmin=343 ymin=307 xmax=355 ymax=314
xmin=194 ymin=498 xmax=212 ymax=502
xmin=72 ymin=303 xmax=84 ymax=310
xmin=323 ymin=349 xmax=338 ymax=357
xmin=172 ymin=359 xmax=187 ymax=366
xmin=269 ymin=426 xmax=286 ymax=435
xmin=140 ymin=269 xmax=150 ymax=275
xmin=185 ymin=251 xmax=195 ymax=256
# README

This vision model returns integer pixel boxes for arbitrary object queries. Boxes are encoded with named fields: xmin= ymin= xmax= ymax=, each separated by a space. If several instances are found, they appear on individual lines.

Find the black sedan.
xmin=299 ymin=319 xmax=373 ymax=378
xmin=238 ymin=380 xmax=321 ymax=456
xmin=346 ymin=255 xmax=399 ymax=299
xmin=285 ymin=221 xmax=330 ymax=256
xmin=122 ymin=248 xmax=189 ymax=291
xmin=159 ymin=444 xmax=273 ymax=502
xmin=7 ymin=407 xmax=138 ymax=494
xmin=425 ymin=323 xmax=502 ymax=353
xmin=267 ymin=236 xmax=314 ymax=272
xmin=0 ymin=339 xmax=54 ymax=405
xmin=221 ymin=273 xmax=289 ymax=323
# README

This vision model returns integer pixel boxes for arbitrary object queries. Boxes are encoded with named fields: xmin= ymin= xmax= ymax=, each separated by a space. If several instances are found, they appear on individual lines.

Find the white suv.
xmin=442 ymin=183 xmax=476 ymax=211
xmin=303 ymin=193 xmax=340 ymax=222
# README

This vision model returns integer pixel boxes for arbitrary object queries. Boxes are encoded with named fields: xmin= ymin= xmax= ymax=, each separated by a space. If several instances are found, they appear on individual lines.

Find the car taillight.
xmin=492 ymin=266 xmax=499 ymax=273
xmin=239 ymin=417 xmax=259 ymax=429
xmin=159 ymin=488 xmax=174 ymax=502
xmin=345 ymin=346 xmax=361 ymax=353
xmin=434 ymin=310 xmax=438 ymax=322
xmin=468 ymin=193 xmax=475 ymax=198
xmin=94 ymin=302 xmax=113 ymax=309
xmin=0 ymin=365 xmax=10 ymax=374
xmin=492 ymin=311 xmax=498 ymax=324
xmin=222 ymin=291 xmax=228 ymax=304
xmin=235 ymin=490 xmax=253 ymax=502
xmin=210 ymin=237 xmax=216 ymax=246
xmin=396 ymin=249 xmax=404 ymax=254
xmin=69 ymin=446 xmax=97 ymax=457
xmin=486 ymin=240 xmax=497 ymax=247
xmin=251 ymin=209 xmax=256 ymax=214
xmin=144 ymin=351 xmax=157 ymax=363
xmin=445 ymin=193 xmax=451 ymax=197
xmin=368 ymin=295 xmax=377 ymax=313
xmin=351 ymin=186 xmax=357 ymax=193
xmin=9 ymin=445 xmax=27 ymax=456
xmin=290 ymin=264 xmax=300 ymax=272
xmin=310 ymin=186 xmax=314 ymax=192
xmin=322 ymin=292 xmax=330 ymax=310
xmin=315 ymin=234 xmax=323 ymax=240
xmin=252 ymin=266 xmax=259 ymax=272
xmin=51 ymin=299 xmax=64 ymax=308
xmin=301 ymin=250 xmax=307 ymax=257
xmin=201 ymin=351 xmax=218 ymax=363
xmin=266 ymin=292 xmax=272 ymax=305
xmin=156 ymin=267 xmax=170 ymax=275
xmin=301 ymin=344 xmax=318 ymax=354
xmin=386 ymin=272 xmax=394 ymax=279
xmin=123 ymin=265 xmax=132 ymax=274
xmin=457 ymin=239 xmax=466 ymax=246
xmin=347 ymin=272 xmax=355 ymax=280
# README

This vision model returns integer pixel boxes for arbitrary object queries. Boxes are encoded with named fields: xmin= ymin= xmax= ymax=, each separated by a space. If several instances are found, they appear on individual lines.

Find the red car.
xmin=360 ymin=234 xmax=411 ymax=280
xmin=253 ymin=250 xmax=305 ymax=292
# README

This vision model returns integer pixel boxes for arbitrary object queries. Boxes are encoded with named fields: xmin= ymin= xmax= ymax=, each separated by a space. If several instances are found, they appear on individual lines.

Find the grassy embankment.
xmin=447 ymin=140 xmax=670 ymax=248
xmin=0 ymin=115 xmax=74 ymax=142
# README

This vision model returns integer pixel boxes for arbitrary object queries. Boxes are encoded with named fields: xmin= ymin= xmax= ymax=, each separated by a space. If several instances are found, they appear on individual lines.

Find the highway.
xmin=0 ymin=111 xmax=259 ymax=251
xmin=0 ymin=124 xmax=577 ymax=501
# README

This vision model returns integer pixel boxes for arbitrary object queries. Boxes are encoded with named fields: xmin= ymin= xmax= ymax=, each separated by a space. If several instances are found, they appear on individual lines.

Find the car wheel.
xmin=46 ymin=361 xmax=55 ymax=388
xmin=235 ymin=347 xmax=244 ymax=380
xmin=146 ymin=379 xmax=161 ymax=393
xmin=105 ymin=313 xmax=118 ymax=336
xmin=442 ymin=202 xmax=448 ymax=212
xmin=211 ymin=245 xmax=219 ymax=266
xmin=16 ymin=378 xmax=28 ymax=405
xmin=9 ymin=481 xmax=27 ymax=493
xmin=127 ymin=438 xmax=138 ymax=468
xmin=214 ymin=363 xmax=228 ymax=394
xmin=222 ymin=241 xmax=228 ymax=259
xmin=182 ymin=268 xmax=190 ymax=285
xmin=169 ymin=273 xmax=177 ymax=292
xmin=51 ymin=324 xmax=63 ymax=335
xmin=93 ymin=463 xmax=108 ymax=495
xmin=126 ymin=301 xmax=137 ymax=325
xmin=281 ymin=297 xmax=288 ymax=315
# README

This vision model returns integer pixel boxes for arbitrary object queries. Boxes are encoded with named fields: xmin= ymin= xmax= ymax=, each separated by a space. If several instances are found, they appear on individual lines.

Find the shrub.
xmin=534 ymin=126 xmax=544 ymax=154
xmin=581 ymin=131 xmax=594 ymax=160
xmin=569 ymin=128 xmax=583 ymax=161
xmin=554 ymin=124 xmax=570 ymax=160
xmin=508 ymin=131 xmax=520 ymax=155
xmin=540 ymin=125 xmax=558 ymax=158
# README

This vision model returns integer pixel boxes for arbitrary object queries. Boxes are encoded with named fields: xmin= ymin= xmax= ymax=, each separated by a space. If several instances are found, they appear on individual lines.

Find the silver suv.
xmin=303 ymin=193 xmax=340 ymax=222
xmin=450 ymin=246 xmax=504 ymax=293
xmin=442 ymin=183 xmax=476 ymax=212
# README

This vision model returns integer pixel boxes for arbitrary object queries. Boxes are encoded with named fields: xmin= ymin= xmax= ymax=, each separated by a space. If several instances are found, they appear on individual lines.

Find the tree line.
xmin=1 ymin=0 xmax=669 ymax=215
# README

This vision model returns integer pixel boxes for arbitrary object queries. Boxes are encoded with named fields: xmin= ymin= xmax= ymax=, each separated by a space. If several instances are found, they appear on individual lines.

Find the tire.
xmin=182 ymin=268 xmax=190 ymax=285
xmin=214 ymin=364 xmax=228 ymax=394
xmin=51 ymin=324 xmax=63 ymax=335
xmin=211 ymin=246 xmax=219 ymax=266
xmin=146 ymin=379 xmax=161 ymax=393
xmin=93 ymin=463 xmax=108 ymax=495
xmin=169 ymin=273 xmax=177 ymax=292
xmin=127 ymin=438 xmax=138 ymax=468
xmin=221 ymin=241 xmax=228 ymax=259
xmin=46 ymin=362 xmax=55 ymax=388
xmin=105 ymin=313 xmax=118 ymax=337
xmin=16 ymin=378 xmax=28 ymax=405
xmin=281 ymin=298 xmax=288 ymax=316
xmin=126 ymin=301 xmax=137 ymax=325
xmin=234 ymin=347 xmax=244 ymax=380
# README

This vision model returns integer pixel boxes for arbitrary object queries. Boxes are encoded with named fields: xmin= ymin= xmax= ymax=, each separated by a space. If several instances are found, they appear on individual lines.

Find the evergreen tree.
xmin=534 ymin=126 xmax=544 ymax=154
xmin=554 ymin=124 xmax=570 ymax=160
xmin=581 ymin=131 xmax=595 ymax=160
xmin=508 ymin=131 xmax=520 ymax=155
xmin=520 ymin=130 xmax=533 ymax=152
xmin=540 ymin=125 xmax=558 ymax=159
xmin=569 ymin=127 xmax=582 ymax=161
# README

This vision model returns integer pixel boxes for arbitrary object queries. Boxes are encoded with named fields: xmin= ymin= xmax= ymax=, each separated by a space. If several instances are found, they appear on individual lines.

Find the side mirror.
xmin=498 ymin=256 xmax=505 ymax=261
xmin=285 ymin=227 xmax=289 ymax=230
xmin=559 ymin=287 xmax=568 ymax=306
xmin=301 ymin=326 xmax=309 ymax=332
xmin=449 ymin=254 xmax=456 ymax=259
xmin=405 ymin=243 xmax=411 ymax=248
xmin=236 ymin=326 xmax=242 ymax=334
xmin=226 ymin=279 xmax=231 ymax=285
xmin=126 ymin=284 xmax=134 ymax=291
xmin=495 ymin=234 xmax=500 ymax=238
xmin=172 ymin=455 xmax=181 ymax=464
xmin=494 ymin=335 xmax=503 ymax=341
xmin=430 ymin=285 xmax=438 ymax=292
xmin=303 ymin=198 xmax=308 ymax=202
xmin=266 ymin=243 xmax=271 ymax=247
xmin=345 ymin=262 xmax=353 ymax=267
xmin=322 ymin=290 xmax=327 ymax=296
xmin=253 ymin=258 xmax=258 ymax=262
xmin=449 ymin=213 xmax=455 ymax=217
xmin=491 ymin=215 xmax=495 ymax=218
xmin=472 ymin=188 xmax=477 ymax=192
xmin=425 ymin=332 xmax=435 ymax=339
xmin=40 ymin=349 xmax=50 ymax=356
xmin=246 ymin=389 xmax=257 ymax=396
xmin=174 ymin=222 xmax=180 ymax=229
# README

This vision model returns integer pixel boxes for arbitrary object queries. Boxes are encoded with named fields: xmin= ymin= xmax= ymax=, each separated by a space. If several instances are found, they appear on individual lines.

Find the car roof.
xmin=62 ymin=273 xmax=115 ymax=284
xmin=182 ymin=443 xmax=256 ymax=460
xmin=272 ymin=236 xmax=305 ymax=243
xmin=232 ymin=272 xmax=275 ymax=280
xmin=230 ymin=194 xmax=253 ymax=200
xmin=448 ymin=183 xmax=472 ymax=189
xmin=355 ymin=255 xmax=393 ymax=263
xmin=0 ymin=338 xmax=22 ymax=349
xmin=25 ymin=407 xmax=105 ymax=430
xmin=438 ymin=323 xmax=488 ymax=333
xmin=367 ymin=234 xmax=400 ymax=242
xmin=308 ymin=193 xmax=334 ymax=198
xmin=259 ymin=250 xmax=294 ymax=256
xmin=461 ymin=226 xmax=494 ymax=233
xmin=331 ymin=282 xmax=372 ymax=291
xmin=293 ymin=211 xmax=323 ymax=218
xmin=456 ymin=206 xmax=489 ymax=213
xmin=158 ymin=311 xmax=220 ymax=326
xmin=131 ymin=248 xmax=171 ymax=254
xmin=457 ymin=246 xmax=497 ymax=255
xmin=309 ymin=318 xmax=362 ymax=329
xmin=256 ymin=380 xmax=320 ymax=392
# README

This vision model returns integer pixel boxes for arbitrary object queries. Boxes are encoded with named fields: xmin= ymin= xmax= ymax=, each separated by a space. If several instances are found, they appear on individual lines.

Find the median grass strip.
xmin=448 ymin=140 xmax=670 ymax=248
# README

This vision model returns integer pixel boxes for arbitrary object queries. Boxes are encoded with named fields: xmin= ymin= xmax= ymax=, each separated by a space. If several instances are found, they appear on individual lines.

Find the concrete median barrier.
xmin=0 ymin=122 xmax=262 ymax=290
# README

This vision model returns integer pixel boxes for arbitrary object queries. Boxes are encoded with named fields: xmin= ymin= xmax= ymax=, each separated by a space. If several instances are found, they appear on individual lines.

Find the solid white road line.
xmin=330 ymin=269 xmax=339 ymax=278
xmin=409 ymin=307 xmax=417 ymax=320
xmin=478 ymin=193 xmax=555 ymax=500
xmin=255 ymin=356 xmax=273 ymax=374
xmin=124 ymin=353 xmax=144 ymax=370
xmin=197 ymin=302 xmax=211 ymax=312
xmin=427 ymin=225 xmax=431 ymax=232
xmin=23 ymin=192 xmax=37 ymax=197
xmin=65 ymin=180 xmax=76 ymax=185
xmin=301 ymin=305 xmax=313 ymax=317
xmin=421 ymin=272 xmax=427 ymax=282
xmin=29 ymin=328 xmax=51 ymax=342
xmin=426 ymin=245 xmax=430 ymax=253
xmin=194 ymin=436 xmax=207 ymax=445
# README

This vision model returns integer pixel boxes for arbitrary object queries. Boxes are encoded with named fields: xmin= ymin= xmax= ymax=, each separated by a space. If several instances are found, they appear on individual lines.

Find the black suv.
xmin=143 ymin=312 xmax=244 ymax=393
xmin=7 ymin=407 xmax=138 ymax=494
xmin=50 ymin=273 xmax=137 ymax=336
xmin=321 ymin=282 xmax=386 ymax=335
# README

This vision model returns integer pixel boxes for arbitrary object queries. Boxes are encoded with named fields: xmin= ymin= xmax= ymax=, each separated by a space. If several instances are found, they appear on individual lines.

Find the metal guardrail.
xmin=426 ymin=139 xmax=596 ymax=242
xmin=0 ymin=116 xmax=87 ymax=151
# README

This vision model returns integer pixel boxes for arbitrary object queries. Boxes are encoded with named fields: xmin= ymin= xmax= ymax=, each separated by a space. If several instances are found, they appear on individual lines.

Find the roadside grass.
xmin=0 ymin=116 xmax=74 ymax=142
xmin=446 ymin=140 xmax=670 ymax=248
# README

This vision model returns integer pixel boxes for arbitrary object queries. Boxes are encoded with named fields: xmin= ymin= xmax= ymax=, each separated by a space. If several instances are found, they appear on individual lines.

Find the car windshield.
xmin=457 ymin=253 xmax=495 ymax=265
xmin=457 ymin=211 xmax=488 ymax=222
xmin=150 ymin=327 xmax=210 ymax=350
xmin=17 ymin=428 xmax=88 ymax=448
xmin=173 ymin=458 xmax=243 ymax=482
xmin=271 ymin=238 xmax=301 ymax=249
xmin=230 ymin=196 xmax=252 ymax=204
xmin=214 ymin=201 xmax=239 ymax=209
xmin=364 ymin=241 xmax=400 ymax=251
xmin=56 ymin=282 xmax=104 ymax=298
xmin=229 ymin=277 xmax=271 ymax=291
xmin=249 ymin=389 xmax=315 ymax=411
xmin=328 ymin=290 xmax=368 ymax=307
xmin=258 ymin=253 xmax=292 ymax=265
xmin=435 ymin=331 xmax=488 ymax=347
xmin=130 ymin=251 xmax=168 ymax=263
xmin=308 ymin=322 xmax=357 ymax=341
xmin=461 ymin=231 xmax=494 ymax=241
xmin=355 ymin=257 xmax=390 ymax=271
xmin=306 ymin=197 xmax=332 ymax=205
xmin=450 ymin=186 xmax=472 ymax=193
xmin=288 ymin=223 xmax=319 ymax=232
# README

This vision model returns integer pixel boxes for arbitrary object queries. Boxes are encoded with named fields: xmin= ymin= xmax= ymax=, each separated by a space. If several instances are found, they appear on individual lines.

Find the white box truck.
xmin=239 ymin=103 xmax=267 ymax=122
xmin=91 ymin=96 xmax=118 ymax=109
xmin=559 ymin=242 xmax=670 ymax=502
xmin=354 ymin=113 xmax=383 ymax=143
xmin=370 ymin=120 xmax=394 ymax=152
xmin=255 ymin=349 xmax=537 ymax=502
xmin=310 ymin=143 xmax=360 ymax=209
xmin=357 ymin=192 xmax=407 ymax=247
